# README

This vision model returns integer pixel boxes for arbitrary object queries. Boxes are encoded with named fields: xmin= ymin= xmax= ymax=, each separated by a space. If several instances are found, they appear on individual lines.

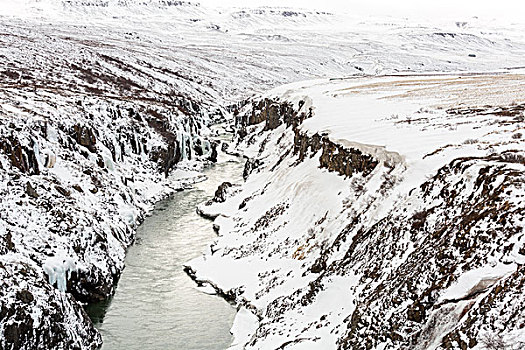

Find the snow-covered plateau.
xmin=0 ymin=1 xmax=524 ymax=349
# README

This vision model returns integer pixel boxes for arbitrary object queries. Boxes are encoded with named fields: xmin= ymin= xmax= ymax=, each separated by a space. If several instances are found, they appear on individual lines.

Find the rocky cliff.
xmin=0 ymin=57 xmax=216 ymax=350
xmin=189 ymin=73 xmax=525 ymax=350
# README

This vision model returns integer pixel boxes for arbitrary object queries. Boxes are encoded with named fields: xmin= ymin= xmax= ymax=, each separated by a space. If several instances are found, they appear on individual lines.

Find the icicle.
xmin=114 ymin=137 xmax=121 ymax=162
xmin=181 ymin=133 xmax=187 ymax=160
xmin=188 ymin=134 xmax=194 ymax=160
xmin=43 ymin=150 xmax=56 ymax=168
xmin=200 ymin=137 xmax=206 ymax=156
xmin=43 ymin=256 xmax=77 ymax=293
xmin=203 ymin=140 xmax=210 ymax=156
xmin=32 ymin=138 xmax=43 ymax=171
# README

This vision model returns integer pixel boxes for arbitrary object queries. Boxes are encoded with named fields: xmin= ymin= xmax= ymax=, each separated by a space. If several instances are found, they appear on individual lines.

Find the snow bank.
xmin=440 ymin=263 xmax=517 ymax=302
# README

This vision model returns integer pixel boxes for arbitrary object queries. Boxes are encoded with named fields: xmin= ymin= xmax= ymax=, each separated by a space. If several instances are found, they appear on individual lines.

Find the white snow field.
xmin=0 ymin=0 xmax=524 ymax=349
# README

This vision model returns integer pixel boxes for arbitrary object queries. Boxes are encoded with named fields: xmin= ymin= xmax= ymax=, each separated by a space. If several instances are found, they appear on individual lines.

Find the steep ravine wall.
xmin=237 ymin=98 xmax=381 ymax=179
xmin=192 ymin=97 xmax=525 ymax=350
xmin=0 ymin=96 xmax=216 ymax=349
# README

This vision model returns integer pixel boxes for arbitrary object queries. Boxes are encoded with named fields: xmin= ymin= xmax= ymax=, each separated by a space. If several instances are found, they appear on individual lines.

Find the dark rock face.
xmin=55 ymin=185 xmax=71 ymax=197
xmin=209 ymin=141 xmax=218 ymax=163
xmin=71 ymin=125 xmax=97 ymax=153
xmin=198 ymin=181 xmax=238 ymax=219
xmin=238 ymin=98 xmax=379 ymax=178
xmin=68 ymin=268 xmax=121 ymax=305
xmin=294 ymin=131 xmax=379 ymax=177
xmin=146 ymin=110 xmax=217 ymax=176
xmin=0 ymin=232 xmax=15 ymax=254
xmin=150 ymin=141 xmax=181 ymax=177
xmin=243 ymin=158 xmax=263 ymax=180
xmin=146 ymin=109 xmax=182 ymax=175
xmin=0 ymin=262 xmax=102 ymax=350
xmin=0 ymin=136 xmax=40 ymax=175
xmin=213 ymin=182 xmax=233 ymax=203
xmin=16 ymin=290 xmax=34 ymax=304
xmin=25 ymin=182 xmax=39 ymax=199
xmin=238 ymin=98 xmax=311 ymax=132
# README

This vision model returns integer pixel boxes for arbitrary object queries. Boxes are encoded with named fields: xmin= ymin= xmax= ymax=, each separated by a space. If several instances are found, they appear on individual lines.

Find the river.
xmin=86 ymin=149 xmax=244 ymax=350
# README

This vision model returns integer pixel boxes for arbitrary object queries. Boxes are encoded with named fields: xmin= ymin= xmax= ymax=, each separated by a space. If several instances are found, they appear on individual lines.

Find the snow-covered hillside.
xmin=0 ymin=0 xmax=524 ymax=348
xmin=189 ymin=72 xmax=525 ymax=349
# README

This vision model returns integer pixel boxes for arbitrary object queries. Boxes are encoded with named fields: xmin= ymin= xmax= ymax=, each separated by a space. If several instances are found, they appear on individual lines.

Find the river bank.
xmin=86 ymin=141 xmax=244 ymax=349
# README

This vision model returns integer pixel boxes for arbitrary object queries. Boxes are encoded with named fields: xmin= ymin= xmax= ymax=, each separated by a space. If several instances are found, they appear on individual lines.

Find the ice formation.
xmin=43 ymin=256 xmax=78 ymax=293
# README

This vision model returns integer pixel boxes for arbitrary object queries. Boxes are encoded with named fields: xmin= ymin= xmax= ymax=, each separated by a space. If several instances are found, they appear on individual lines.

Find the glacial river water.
xmin=86 ymin=153 xmax=244 ymax=350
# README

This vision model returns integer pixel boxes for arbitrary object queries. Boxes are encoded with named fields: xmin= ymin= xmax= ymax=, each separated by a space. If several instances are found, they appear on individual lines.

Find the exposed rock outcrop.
xmin=237 ymin=98 xmax=381 ymax=178
xmin=294 ymin=131 xmax=379 ymax=177
xmin=337 ymin=152 xmax=524 ymax=349
xmin=0 ymin=136 xmax=40 ymax=175
xmin=213 ymin=182 xmax=233 ymax=203
xmin=71 ymin=125 xmax=97 ymax=153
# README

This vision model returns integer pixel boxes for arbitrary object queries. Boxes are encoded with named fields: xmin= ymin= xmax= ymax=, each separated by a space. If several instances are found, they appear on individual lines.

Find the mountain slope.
xmin=189 ymin=72 xmax=525 ymax=350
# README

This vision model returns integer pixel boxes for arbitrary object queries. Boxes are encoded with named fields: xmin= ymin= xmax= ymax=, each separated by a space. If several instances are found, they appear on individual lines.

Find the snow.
xmin=229 ymin=307 xmax=259 ymax=350
xmin=440 ymin=263 xmax=517 ymax=302
xmin=264 ymin=72 xmax=525 ymax=218
xmin=189 ymin=71 xmax=525 ymax=349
